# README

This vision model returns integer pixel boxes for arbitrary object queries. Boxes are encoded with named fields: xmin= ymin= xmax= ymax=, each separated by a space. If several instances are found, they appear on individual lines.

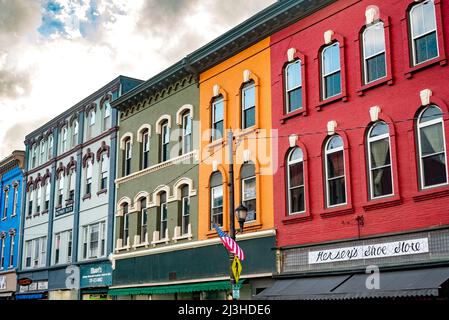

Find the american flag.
xmin=213 ymin=224 xmax=245 ymax=261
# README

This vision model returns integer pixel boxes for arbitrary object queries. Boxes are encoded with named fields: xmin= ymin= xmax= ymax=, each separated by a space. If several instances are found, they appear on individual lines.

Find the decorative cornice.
xmin=82 ymin=149 xmax=95 ymax=168
xmin=85 ymin=102 xmax=97 ymax=116
xmin=69 ymin=113 xmax=79 ymax=126
xmin=66 ymin=156 xmax=77 ymax=172
xmin=99 ymin=93 xmax=113 ymax=109
xmin=33 ymin=173 xmax=43 ymax=188
xmin=26 ymin=177 xmax=34 ymax=192
xmin=96 ymin=141 xmax=110 ymax=162
xmin=42 ymin=169 xmax=51 ymax=186
xmin=56 ymin=162 xmax=66 ymax=179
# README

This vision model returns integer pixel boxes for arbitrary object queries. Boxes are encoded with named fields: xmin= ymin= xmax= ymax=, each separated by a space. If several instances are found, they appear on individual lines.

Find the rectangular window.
xmin=54 ymin=233 xmax=61 ymax=264
xmin=82 ymin=222 xmax=105 ymax=260
xmin=9 ymin=234 xmax=14 ymax=267
xmin=242 ymin=177 xmax=256 ymax=222
xmin=39 ymin=237 xmax=46 ymax=267
xmin=40 ymin=141 xmax=45 ymax=165
xmin=212 ymin=99 xmax=224 ymax=141
xmin=142 ymin=132 xmax=150 ymax=169
xmin=161 ymin=123 xmax=170 ymax=162
xmin=88 ymin=111 xmax=96 ymax=139
xmin=89 ymin=224 xmax=99 ymax=259
xmin=36 ymin=186 xmax=42 ymax=213
xmin=100 ymin=154 xmax=109 ymax=190
xmin=62 ymin=128 xmax=68 ymax=153
xmin=285 ymin=60 xmax=302 ymax=113
xmin=68 ymin=231 xmax=72 ymax=263
xmin=410 ymin=0 xmax=438 ymax=65
xmin=141 ymin=203 xmax=148 ymax=242
xmin=0 ymin=238 xmax=4 ymax=268
xmin=68 ymin=171 xmax=75 ymax=201
xmin=100 ymin=223 xmax=105 ymax=257
xmin=211 ymin=185 xmax=223 ymax=228
xmin=12 ymin=185 xmax=18 ymax=216
xmin=32 ymin=147 xmax=37 ymax=168
xmin=25 ymin=241 xmax=32 ymax=268
xmin=363 ymin=22 xmax=387 ymax=84
xmin=45 ymin=183 xmax=50 ymax=211
xmin=103 ymin=104 xmax=111 ymax=131
xmin=28 ymin=188 xmax=33 ymax=217
xmin=160 ymin=194 xmax=168 ymax=239
xmin=2 ymin=189 xmax=8 ymax=219
xmin=48 ymin=136 xmax=53 ymax=160
xmin=242 ymin=83 xmax=256 ymax=129
xmin=125 ymin=140 xmax=132 ymax=176
xmin=82 ymin=227 xmax=88 ymax=259
xmin=182 ymin=196 xmax=190 ymax=235
xmin=86 ymin=162 xmax=93 ymax=195
xmin=182 ymin=114 xmax=192 ymax=154
xmin=322 ymin=42 xmax=342 ymax=100
xmin=72 ymin=121 xmax=79 ymax=147
xmin=57 ymin=178 xmax=64 ymax=206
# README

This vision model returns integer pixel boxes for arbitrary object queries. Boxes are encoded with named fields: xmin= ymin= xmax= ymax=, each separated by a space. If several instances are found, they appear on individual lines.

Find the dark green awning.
xmin=109 ymin=280 xmax=236 ymax=296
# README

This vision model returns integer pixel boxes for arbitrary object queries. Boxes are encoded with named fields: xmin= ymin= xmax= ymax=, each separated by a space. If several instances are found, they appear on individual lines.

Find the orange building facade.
xmin=198 ymin=38 xmax=275 ymax=241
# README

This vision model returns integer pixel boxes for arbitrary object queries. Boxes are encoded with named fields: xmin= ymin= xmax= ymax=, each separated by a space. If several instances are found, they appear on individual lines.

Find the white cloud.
xmin=0 ymin=0 xmax=275 ymax=159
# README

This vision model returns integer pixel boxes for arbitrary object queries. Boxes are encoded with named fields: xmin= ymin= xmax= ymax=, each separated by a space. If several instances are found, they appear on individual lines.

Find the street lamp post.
xmin=227 ymin=130 xmax=248 ymax=300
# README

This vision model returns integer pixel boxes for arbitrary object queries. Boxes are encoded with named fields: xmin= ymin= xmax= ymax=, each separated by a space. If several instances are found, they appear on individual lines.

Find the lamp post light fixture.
xmin=235 ymin=204 xmax=248 ymax=234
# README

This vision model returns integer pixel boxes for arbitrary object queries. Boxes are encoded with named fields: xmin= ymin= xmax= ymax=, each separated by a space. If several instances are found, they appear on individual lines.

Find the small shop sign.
xmin=309 ymin=238 xmax=429 ymax=264
xmin=80 ymin=263 xmax=113 ymax=288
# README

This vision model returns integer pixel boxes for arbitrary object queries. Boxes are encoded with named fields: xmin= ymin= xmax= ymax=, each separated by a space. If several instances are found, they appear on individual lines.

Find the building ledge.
xmin=362 ymin=196 xmax=402 ymax=212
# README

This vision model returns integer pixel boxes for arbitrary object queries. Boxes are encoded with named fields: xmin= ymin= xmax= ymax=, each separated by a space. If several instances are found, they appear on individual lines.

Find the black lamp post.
xmin=235 ymin=204 xmax=248 ymax=234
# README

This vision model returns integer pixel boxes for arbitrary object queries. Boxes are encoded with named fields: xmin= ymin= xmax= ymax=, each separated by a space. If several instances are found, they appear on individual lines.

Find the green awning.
xmin=108 ymin=280 xmax=239 ymax=296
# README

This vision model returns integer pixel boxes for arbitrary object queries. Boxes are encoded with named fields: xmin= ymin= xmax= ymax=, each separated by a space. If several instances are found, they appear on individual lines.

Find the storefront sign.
xmin=80 ymin=263 xmax=113 ymax=288
xmin=18 ymin=278 xmax=32 ymax=286
xmin=55 ymin=205 xmax=73 ymax=217
xmin=309 ymin=238 xmax=429 ymax=264
xmin=0 ymin=276 xmax=6 ymax=290
xmin=19 ymin=281 xmax=48 ymax=293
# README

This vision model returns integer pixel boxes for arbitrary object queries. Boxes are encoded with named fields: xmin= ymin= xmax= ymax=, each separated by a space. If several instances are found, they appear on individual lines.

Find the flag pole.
xmin=227 ymin=129 xmax=236 ymax=300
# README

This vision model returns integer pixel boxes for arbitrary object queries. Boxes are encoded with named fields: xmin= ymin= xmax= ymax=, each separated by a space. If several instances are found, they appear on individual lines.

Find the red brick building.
xmin=260 ymin=0 xmax=449 ymax=300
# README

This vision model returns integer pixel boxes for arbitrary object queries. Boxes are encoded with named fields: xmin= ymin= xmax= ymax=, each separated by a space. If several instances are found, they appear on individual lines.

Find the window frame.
xmin=321 ymin=42 xmax=342 ymax=100
xmin=241 ymin=176 xmax=256 ymax=222
xmin=72 ymin=120 xmax=79 ymax=147
xmin=85 ymin=161 xmax=93 ymax=196
xmin=324 ymin=135 xmax=347 ymax=208
xmin=9 ymin=233 xmax=14 ymax=268
xmin=285 ymin=59 xmax=303 ymax=114
xmin=181 ymin=190 xmax=190 ymax=235
xmin=287 ymin=148 xmax=306 ymax=215
xmin=141 ymin=130 xmax=150 ymax=170
xmin=12 ymin=184 xmax=19 ymax=216
xmin=211 ymin=97 xmax=224 ymax=142
xmin=100 ymin=153 xmax=109 ymax=191
xmin=159 ymin=192 xmax=168 ymax=239
xmin=241 ymin=82 xmax=256 ymax=130
xmin=210 ymin=185 xmax=223 ymax=229
xmin=124 ymin=139 xmax=132 ymax=176
xmin=181 ymin=112 xmax=192 ymax=154
xmin=417 ymin=106 xmax=448 ymax=189
xmin=362 ymin=21 xmax=387 ymax=85
xmin=2 ymin=188 xmax=8 ymax=219
xmin=367 ymin=122 xmax=394 ymax=200
xmin=160 ymin=122 xmax=170 ymax=162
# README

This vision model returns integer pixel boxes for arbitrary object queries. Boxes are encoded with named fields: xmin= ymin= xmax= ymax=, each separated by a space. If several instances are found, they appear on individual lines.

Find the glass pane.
xmin=244 ymin=199 xmax=256 ymax=221
xmin=364 ymin=24 xmax=385 ymax=57
xmin=287 ymin=61 xmax=301 ymax=90
xmin=323 ymin=43 xmax=340 ymax=74
xmin=243 ymin=177 xmax=256 ymax=201
xmin=290 ymin=186 xmax=305 ymax=213
xmin=371 ymin=166 xmax=393 ymax=197
xmin=415 ymin=32 xmax=438 ymax=64
xmin=214 ymin=121 xmax=223 ymax=140
xmin=214 ymin=100 xmax=224 ymax=122
xmin=289 ymin=148 xmax=303 ymax=162
xmin=327 ymin=151 xmax=345 ymax=178
xmin=324 ymin=71 xmax=341 ymax=98
xmin=289 ymin=162 xmax=304 ymax=188
xmin=212 ymin=186 xmax=223 ymax=208
xmin=370 ymin=138 xmax=391 ymax=168
xmin=420 ymin=123 xmax=444 ymax=155
xmin=288 ymin=88 xmax=302 ymax=112
xmin=370 ymin=122 xmax=389 ymax=138
xmin=328 ymin=177 xmax=346 ymax=206
xmin=411 ymin=1 xmax=436 ymax=36
xmin=366 ymin=53 xmax=386 ymax=83
xmin=420 ymin=106 xmax=442 ymax=123
xmin=243 ymin=85 xmax=255 ymax=110
xmin=423 ymin=153 xmax=447 ymax=186
xmin=327 ymin=136 xmax=343 ymax=150
xmin=244 ymin=107 xmax=255 ymax=128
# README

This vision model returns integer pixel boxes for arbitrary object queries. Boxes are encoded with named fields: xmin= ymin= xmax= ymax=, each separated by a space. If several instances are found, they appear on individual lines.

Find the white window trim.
xmin=241 ymin=83 xmax=256 ymax=130
xmin=0 ymin=237 xmax=5 ymax=269
xmin=362 ymin=21 xmax=387 ymax=85
xmin=12 ymin=185 xmax=18 ymax=216
xmin=181 ymin=195 xmax=190 ymax=235
xmin=287 ymin=148 xmax=306 ymax=215
xmin=410 ymin=0 xmax=439 ymax=66
xmin=2 ymin=189 xmax=8 ymax=219
xmin=212 ymin=98 xmax=224 ymax=141
xmin=9 ymin=234 xmax=14 ymax=268
xmin=159 ymin=195 xmax=168 ymax=240
xmin=367 ymin=123 xmax=394 ymax=200
xmin=324 ymin=136 xmax=347 ymax=208
xmin=182 ymin=112 xmax=192 ymax=154
xmin=241 ymin=176 xmax=256 ymax=222
xmin=285 ymin=60 xmax=302 ymax=113
xmin=417 ymin=107 xmax=448 ymax=190
xmin=81 ymin=222 xmax=106 ymax=261
xmin=321 ymin=42 xmax=341 ymax=100
xmin=210 ymin=185 xmax=223 ymax=228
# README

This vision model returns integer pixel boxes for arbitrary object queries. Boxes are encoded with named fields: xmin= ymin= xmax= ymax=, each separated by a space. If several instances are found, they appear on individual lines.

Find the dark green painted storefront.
xmin=110 ymin=236 xmax=276 ymax=298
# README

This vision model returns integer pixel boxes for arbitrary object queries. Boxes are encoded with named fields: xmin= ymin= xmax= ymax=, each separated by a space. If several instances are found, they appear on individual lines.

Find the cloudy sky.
xmin=0 ymin=0 xmax=275 ymax=159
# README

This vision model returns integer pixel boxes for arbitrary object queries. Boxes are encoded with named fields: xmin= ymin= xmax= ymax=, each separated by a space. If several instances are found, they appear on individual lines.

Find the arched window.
xmin=181 ymin=111 xmax=192 ymax=155
xmin=241 ymin=81 xmax=255 ymax=129
xmin=85 ymin=160 xmax=93 ymax=196
xmin=417 ymin=105 xmax=447 ymax=188
xmin=27 ymin=185 xmax=34 ymax=217
xmin=211 ymin=96 xmax=224 ymax=141
xmin=141 ymin=129 xmax=150 ymax=170
xmin=122 ymin=203 xmax=129 ymax=246
xmin=39 ymin=139 xmax=46 ymax=165
xmin=325 ymin=135 xmax=346 ymax=207
xmin=72 ymin=120 xmax=79 ymax=147
xmin=36 ymin=185 xmax=42 ymax=213
xmin=87 ymin=110 xmax=96 ymax=139
xmin=321 ymin=42 xmax=341 ymax=100
xmin=2 ymin=188 xmax=9 ymax=219
xmin=285 ymin=60 xmax=302 ymax=113
xmin=362 ymin=22 xmax=386 ymax=84
xmin=409 ymin=0 xmax=438 ymax=65
xmin=158 ymin=192 xmax=168 ymax=240
xmin=100 ymin=153 xmax=109 ymax=190
xmin=180 ymin=185 xmax=190 ymax=235
xmin=124 ymin=138 xmax=132 ymax=176
xmin=61 ymin=127 xmax=68 ymax=153
xmin=47 ymin=135 xmax=54 ymax=160
xmin=57 ymin=174 xmax=64 ymax=207
xmin=287 ymin=148 xmax=305 ymax=215
xmin=210 ymin=172 xmax=223 ymax=229
xmin=103 ymin=101 xmax=111 ymax=131
xmin=367 ymin=122 xmax=393 ymax=199
xmin=240 ymin=162 xmax=256 ymax=222
xmin=44 ymin=180 xmax=50 ymax=212
xmin=139 ymin=198 xmax=148 ymax=243
xmin=160 ymin=121 xmax=170 ymax=162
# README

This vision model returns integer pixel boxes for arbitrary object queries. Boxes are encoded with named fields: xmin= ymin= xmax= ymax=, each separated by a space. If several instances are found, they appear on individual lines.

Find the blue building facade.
xmin=0 ymin=151 xmax=25 ymax=300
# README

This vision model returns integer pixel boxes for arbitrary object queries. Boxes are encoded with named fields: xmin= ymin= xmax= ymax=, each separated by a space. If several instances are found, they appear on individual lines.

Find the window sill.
xmin=55 ymin=205 xmax=62 ymax=210
xmin=412 ymin=185 xmax=449 ymax=203
xmin=151 ymin=238 xmax=170 ymax=246
xmin=240 ymin=222 xmax=263 ymax=233
xmin=97 ymin=189 xmax=107 ymax=196
xmin=282 ymin=213 xmax=312 ymax=225
xmin=26 ymin=215 xmax=32 ymax=220
xmin=41 ymin=210 xmax=49 ymax=215
xmin=316 ymin=93 xmax=348 ymax=111
xmin=173 ymin=234 xmax=193 ymax=242
xmin=404 ymin=56 xmax=447 ymax=79
xmin=33 ymin=212 xmax=41 ymax=218
xmin=280 ymin=108 xmax=307 ymax=124
xmin=1 ymin=217 xmax=6 ymax=221
xmin=82 ymin=194 xmax=91 ymax=201
xmin=11 ymin=214 xmax=16 ymax=218
xmin=362 ymin=195 xmax=402 ymax=212
xmin=115 ymin=245 xmax=131 ymax=252
xmin=207 ymin=139 xmax=224 ymax=152
xmin=235 ymin=127 xmax=259 ymax=139
xmin=133 ymin=242 xmax=150 ymax=249
xmin=357 ymin=76 xmax=393 ymax=96
xmin=319 ymin=205 xmax=354 ymax=218
xmin=65 ymin=200 xmax=74 ymax=205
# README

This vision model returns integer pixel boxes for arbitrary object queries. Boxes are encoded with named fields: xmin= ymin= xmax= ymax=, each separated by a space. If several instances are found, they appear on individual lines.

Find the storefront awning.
xmin=256 ymin=266 xmax=449 ymax=300
xmin=109 ymin=280 xmax=234 ymax=296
